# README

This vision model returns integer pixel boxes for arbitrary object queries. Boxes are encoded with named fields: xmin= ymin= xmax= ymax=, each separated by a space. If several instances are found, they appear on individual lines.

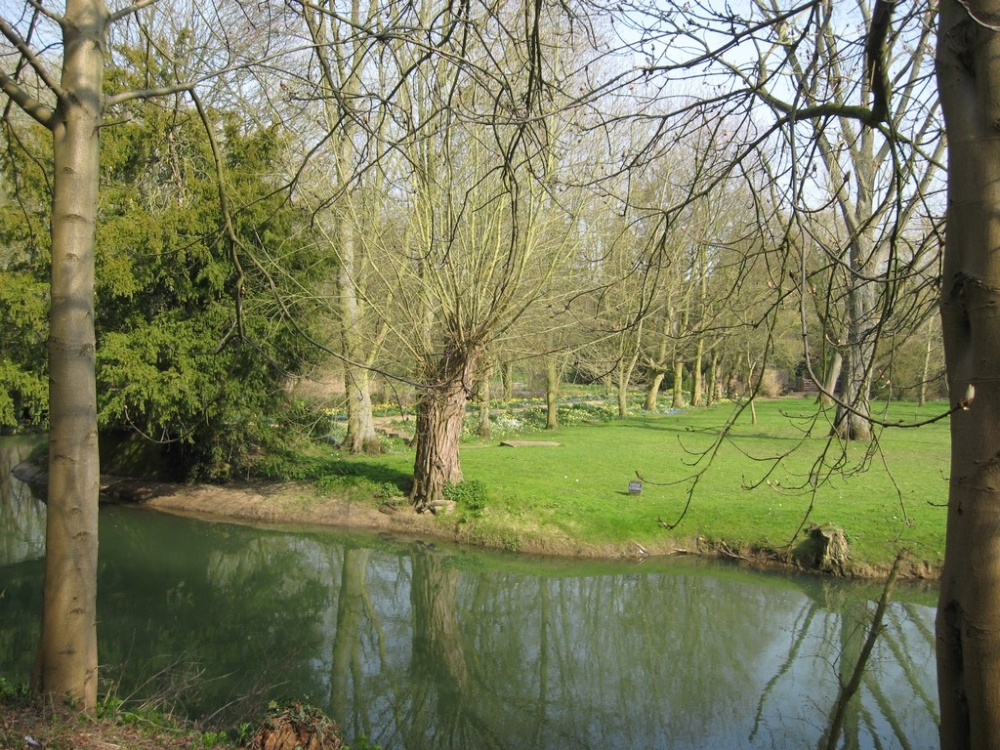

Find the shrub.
xmin=444 ymin=479 xmax=490 ymax=512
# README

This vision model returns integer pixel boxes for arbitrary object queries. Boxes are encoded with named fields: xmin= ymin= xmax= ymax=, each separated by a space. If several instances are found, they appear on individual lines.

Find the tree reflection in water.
xmin=0 ymin=466 xmax=938 ymax=749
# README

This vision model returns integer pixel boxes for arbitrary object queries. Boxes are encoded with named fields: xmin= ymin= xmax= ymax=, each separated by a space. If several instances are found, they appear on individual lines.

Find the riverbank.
xmin=0 ymin=697 xmax=233 ymax=750
xmin=100 ymin=473 xmax=940 ymax=581
xmin=102 ymin=475 xmax=695 ymax=557
xmin=10 ymin=398 xmax=950 ymax=581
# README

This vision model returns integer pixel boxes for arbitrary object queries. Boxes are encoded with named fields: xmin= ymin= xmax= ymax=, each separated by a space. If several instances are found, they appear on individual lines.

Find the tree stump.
xmin=794 ymin=523 xmax=849 ymax=575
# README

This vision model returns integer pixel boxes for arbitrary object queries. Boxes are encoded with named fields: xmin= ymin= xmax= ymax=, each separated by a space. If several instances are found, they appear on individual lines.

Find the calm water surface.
xmin=0 ymin=437 xmax=939 ymax=749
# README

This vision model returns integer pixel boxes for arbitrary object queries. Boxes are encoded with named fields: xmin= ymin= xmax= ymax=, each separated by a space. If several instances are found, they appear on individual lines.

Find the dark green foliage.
xmin=0 ymin=122 xmax=51 ymax=428
xmin=95 ymin=101 xmax=324 ymax=480
xmin=0 ymin=54 xmax=328 ymax=477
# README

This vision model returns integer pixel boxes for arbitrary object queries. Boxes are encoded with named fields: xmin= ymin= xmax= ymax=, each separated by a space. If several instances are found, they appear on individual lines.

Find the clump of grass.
xmin=444 ymin=479 xmax=490 ymax=515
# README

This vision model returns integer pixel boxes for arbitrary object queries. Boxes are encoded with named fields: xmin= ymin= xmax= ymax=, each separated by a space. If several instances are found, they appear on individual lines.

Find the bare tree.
xmin=289 ymin=0 xmax=386 ymax=454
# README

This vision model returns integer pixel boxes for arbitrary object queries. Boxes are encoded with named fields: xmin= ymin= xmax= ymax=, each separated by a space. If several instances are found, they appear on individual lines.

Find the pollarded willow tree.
xmin=340 ymin=0 xmax=597 ymax=510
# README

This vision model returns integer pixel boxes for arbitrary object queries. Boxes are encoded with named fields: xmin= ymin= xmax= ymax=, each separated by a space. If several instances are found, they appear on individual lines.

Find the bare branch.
xmin=865 ymin=0 xmax=894 ymax=123
xmin=0 ymin=71 xmax=54 ymax=127
xmin=22 ymin=0 xmax=63 ymax=26
xmin=107 ymin=80 xmax=194 ymax=106
xmin=0 ymin=14 xmax=64 ymax=100
xmin=109 ymin=0 xmax=160 ymax=24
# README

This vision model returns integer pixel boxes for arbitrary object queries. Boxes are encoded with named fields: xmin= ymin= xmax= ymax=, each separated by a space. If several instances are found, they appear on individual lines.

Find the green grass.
xmin=315 ymin=397 xmax=951 ymax=574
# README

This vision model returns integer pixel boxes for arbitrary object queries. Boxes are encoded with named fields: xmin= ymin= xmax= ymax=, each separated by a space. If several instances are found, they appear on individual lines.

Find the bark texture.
xmin=410 ymin=342 xmax=478 ymax=511
xmin=937 ymin=3 xmax=1000 ymax=747
xmin=31 ymin=0 xmax=105 ymax=711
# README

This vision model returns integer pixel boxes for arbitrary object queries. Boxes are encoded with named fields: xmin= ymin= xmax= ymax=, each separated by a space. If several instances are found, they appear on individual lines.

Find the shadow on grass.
xmin=319 ymin=459 xmax=413 ymax=493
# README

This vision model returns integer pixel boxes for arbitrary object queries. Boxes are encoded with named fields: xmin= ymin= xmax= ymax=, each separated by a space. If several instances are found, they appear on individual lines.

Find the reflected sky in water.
xmin=0 ymin=439 xmax=939 ymax=749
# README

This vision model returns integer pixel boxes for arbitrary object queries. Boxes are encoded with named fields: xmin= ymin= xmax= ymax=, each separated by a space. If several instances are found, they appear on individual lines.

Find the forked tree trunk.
xmin=936 ymin=4 xmax=1000 ymax=747
xmin=645 ymin=371 xmax=665 ymax=411
xmin=31 ymin=0 xmax=105 ymax=712
xmin=410 ymin=342 xmax=478 ymax=511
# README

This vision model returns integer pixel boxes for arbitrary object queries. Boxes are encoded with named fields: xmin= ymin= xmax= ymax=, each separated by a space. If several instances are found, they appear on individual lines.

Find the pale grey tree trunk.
xmin=30 ymin=0 xmax=106 ymax=711
xmin=706 ymin=350 xmax=719 ymax=406
xmin=832 ymin=267 xmax=876 ymax=441
xmin=918 ymin=318 xmax=937 ymax=407
xmin=302 ymin=0 xmax=380 ymax=455
xmin=339 ymin=220 xmax=379 ymax=453
xmin=820 ymin=350 xmax=843 ymax=407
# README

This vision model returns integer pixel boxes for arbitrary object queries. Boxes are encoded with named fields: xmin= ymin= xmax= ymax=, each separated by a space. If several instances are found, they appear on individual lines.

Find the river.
xmin=0 ymin=436 xmax=939 ymax=749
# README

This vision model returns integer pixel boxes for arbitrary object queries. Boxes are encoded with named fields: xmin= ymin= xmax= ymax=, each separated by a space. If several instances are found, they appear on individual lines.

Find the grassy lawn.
xmin=316 ymin=397 xmax=951 ymax=575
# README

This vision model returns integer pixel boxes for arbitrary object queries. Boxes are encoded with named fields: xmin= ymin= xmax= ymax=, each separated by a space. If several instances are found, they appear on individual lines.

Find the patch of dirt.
xmin=101 ymin=477 xmax=447 ymax=542
xmin=100 ymin=477 xmax=687 ymax=560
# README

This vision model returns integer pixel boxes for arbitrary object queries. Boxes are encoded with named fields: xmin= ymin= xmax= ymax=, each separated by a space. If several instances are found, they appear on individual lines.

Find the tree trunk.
xmin=820 ymin=350 xmax=843 ymax=407
xmin=616 ymin=357 xmax=629 ymax=418
xmin=831 ymin=286 xmax=875 ymax=441
xmin=343 ymin=361 xmax=380 ymax=454
xmin=707 ymin=351 xmax=719 ymax=406
xmin=328 ymin=1 xmax=380 ymax=457
xmin=691 ymin=336 xmax=704 ymax=407
xmin=936 ymin=4 xmax=1000 ymax=747
xmin=545 ymin=355 xmax=559 ymax=430
xmin=645 ymin=371 xmax=665 ymax=411
xmin=671 ymin=360 xmax=685 ymax=409
xmin=340 ymin=233 xmax=379 ymax=452
xmin=478 ymin=364 xmax=492 ymax=439
xmin=31 ymin=0 xmax=105 ymax=712
xmin=410 ymin=342 xmax=478 ymax=511
xmin=919 ymin=321 xmax=935 ymax=407
xmin=746 ymin=352 xmax=757 ymax=425
xmin=501 ymin=361 xmax=514 ymax=402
